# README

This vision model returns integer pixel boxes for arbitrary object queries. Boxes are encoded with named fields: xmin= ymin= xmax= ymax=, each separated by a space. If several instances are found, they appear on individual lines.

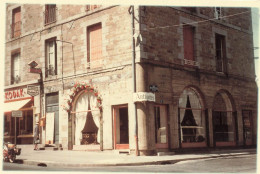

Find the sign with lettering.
xmin=133 ymin=92 xmax=155 ymax=102
xmin=5 ymin=88 xmax=29 ymax=101
xmin=27 ymin=85 xmax=40 ymax=96
xmin=12 ymin=110 xmax=23 ymax=117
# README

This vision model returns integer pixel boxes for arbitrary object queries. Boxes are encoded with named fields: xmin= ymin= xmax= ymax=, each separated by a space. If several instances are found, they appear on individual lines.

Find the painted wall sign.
xmin=5 ymin=88 xmax=29 ymax=101
xmin=133 ymin=92 xmax=155 ymax=102
xmin=27 ymin=85 xmax=40 ymax=96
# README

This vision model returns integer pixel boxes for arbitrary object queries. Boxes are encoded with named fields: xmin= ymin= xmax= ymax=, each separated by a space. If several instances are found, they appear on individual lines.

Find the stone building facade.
xmin=4 ymin=4 xmax=257 ymax=155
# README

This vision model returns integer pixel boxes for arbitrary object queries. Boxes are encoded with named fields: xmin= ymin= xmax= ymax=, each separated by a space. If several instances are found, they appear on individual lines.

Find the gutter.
xmin=129 ymin=5 xmax=139 ymax=156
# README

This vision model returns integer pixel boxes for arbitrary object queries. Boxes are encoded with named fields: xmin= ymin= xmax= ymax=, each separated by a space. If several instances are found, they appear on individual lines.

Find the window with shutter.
xmin=45 ymin=4 xmax=56 ymax=25
xmin=11 ymin=7 xmax=21 ymax=38
xmin=87 ymin=24 xmax=102 ymax=69
xmin=183 ymin=24 xmax=196 ymax=66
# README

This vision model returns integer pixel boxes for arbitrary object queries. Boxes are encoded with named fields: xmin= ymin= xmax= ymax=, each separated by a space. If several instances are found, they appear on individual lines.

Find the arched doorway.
xmin=65 ymin=83 xmax=102 ymax=150
xmin=212 ymin=90 xmax=237 ymax=147
xmin=178 ymin=87 xmax=207 ymax=148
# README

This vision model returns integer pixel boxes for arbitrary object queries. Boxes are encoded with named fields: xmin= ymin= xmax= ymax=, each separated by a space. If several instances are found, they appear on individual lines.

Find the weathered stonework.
xmin=5 ymin=4 xmax=257 ymax=155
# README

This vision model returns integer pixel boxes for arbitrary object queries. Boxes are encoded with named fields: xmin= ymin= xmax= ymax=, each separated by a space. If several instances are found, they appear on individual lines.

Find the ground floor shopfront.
xmin=3 ymin=84 xmax=41 ymax=144
xmin=38 ymin=79 xmax=256 ymax=155
xmin=4 ymin=72 xmax=257 ymax=155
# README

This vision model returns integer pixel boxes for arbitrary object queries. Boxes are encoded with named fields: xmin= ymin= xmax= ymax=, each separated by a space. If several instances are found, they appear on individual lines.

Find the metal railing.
xmin=216 ymin=58 xmax=224 ymax=72
xmin=10 ymin=21 xmax=21 ymax=38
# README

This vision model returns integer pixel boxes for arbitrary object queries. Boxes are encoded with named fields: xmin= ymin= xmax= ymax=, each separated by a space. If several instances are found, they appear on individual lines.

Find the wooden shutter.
xmin=88 ymin=24 xmax=102 ymax=63
xmin=12 ymin=7 xmax=21 ymax=37
xmin=183 ymin=25 xmax=194 ymax=61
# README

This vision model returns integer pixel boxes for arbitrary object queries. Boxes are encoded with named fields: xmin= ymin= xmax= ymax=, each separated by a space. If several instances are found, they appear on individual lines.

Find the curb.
xmin=18 ymin=151 xmax=256 ymax=168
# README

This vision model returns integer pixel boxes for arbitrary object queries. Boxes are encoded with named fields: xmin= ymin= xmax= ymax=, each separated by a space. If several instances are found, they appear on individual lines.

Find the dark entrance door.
xmin=113 ymin=105 xmax=129 ymax=149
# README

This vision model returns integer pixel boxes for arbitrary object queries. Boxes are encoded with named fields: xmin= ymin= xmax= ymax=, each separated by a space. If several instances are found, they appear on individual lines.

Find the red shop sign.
xmin=5 ymin=88 xmax=27 ymax=101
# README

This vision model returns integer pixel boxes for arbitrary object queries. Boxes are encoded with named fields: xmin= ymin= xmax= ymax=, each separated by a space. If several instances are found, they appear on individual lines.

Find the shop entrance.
xmin=113 ymin=105 xmax=129 ymax=149
xmin=212 ymin=91 xmax=237 ymax=147
xmin=46 ymin=93 xmax=59 ymax=144
xmin=242 ymin=110 xmax=253 ymax=146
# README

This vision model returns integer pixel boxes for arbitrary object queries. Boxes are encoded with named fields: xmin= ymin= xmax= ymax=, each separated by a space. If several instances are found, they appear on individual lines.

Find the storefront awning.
xmin=4 ymin=99 xmax=32 ymax=113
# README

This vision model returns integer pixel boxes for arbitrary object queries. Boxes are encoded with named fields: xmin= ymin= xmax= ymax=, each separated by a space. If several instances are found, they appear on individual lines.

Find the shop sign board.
xmin=5 ymin=88 xmax=30 ymax=102
xmin=27 ymin=85 xmax=40 ymax=96
xmin=12 ymin=110 xmax=23 ymax=117
xmin=133 ymin=92 xmax=155 ymax=102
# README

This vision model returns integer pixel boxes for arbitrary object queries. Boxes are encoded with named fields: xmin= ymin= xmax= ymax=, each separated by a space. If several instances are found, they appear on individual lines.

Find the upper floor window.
xmin=87 ymin=24 xmax=102 ymax=69
xmin=183 ymin=24 xmax=198 ymax=66
xmin=214 ymin=7 xmax=222 ymax=20
xmin=215 ymin=33 xmax=227 ymax=73
xmin=11 ymin=7 xmax=21 ymax=38
xmin=11 ymin=52 xmax=20 ymax=84
xmin=45 ymin=38 xmax=57 ymax=77
xmin=45 ymin=4 xmax=56 ymax=25
xmin=86 ymin=5 xmax=101 ymax=12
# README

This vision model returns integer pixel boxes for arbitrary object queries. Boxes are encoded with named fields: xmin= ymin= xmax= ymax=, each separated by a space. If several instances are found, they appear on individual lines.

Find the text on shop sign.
xmin=133 ymin=92 xmax=155 ymax=102
xmin=5 ymin=89 xmax=26 ymax=101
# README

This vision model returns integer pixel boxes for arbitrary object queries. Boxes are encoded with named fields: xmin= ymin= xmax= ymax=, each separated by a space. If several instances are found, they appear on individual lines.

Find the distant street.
xmin=3 ymin=154 xmax=256 ymax=173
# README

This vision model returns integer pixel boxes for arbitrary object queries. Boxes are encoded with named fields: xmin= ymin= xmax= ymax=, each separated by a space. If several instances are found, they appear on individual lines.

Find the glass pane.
xmin=46 ymin=93 xmax=59 ymax=105
xmin=213 ymin=111 xmax=234 ymax=142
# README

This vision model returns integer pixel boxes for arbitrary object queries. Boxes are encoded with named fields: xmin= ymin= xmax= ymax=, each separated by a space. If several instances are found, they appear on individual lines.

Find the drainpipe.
xmin=129 ymin=5 xmax=139 ymax=156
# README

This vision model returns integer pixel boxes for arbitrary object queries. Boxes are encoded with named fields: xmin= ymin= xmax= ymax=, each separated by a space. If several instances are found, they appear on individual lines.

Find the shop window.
xmin=45 ymin=38 xmax=57 ymax=77
xmin=4 ymin=114 xmax=11 ymax=136
xmin=215 ymin=33 xmax=227 ymax=73
xmin=11 ymin=52 xmax=20 ymax=84
xmin=45 ymin=4 xmax=56 ymax=25
xmin=154 ymin=105 xmax=167 ymax=144
xmin=87 ymin=24 xmax=102 ymax=69
xmin=179 ymin=89 xmax=206 ymax=145
xmin=19 ymin=110 xmax=33 ymax=135
xmin=11 ymin=7 xmax=21 ymax=38
xmin=213 ymin=111 xmax=235 ymax=142
xmin=242 ymin=110 xmax=253 ymax=145
xmin=212 ymin=93 xmax=235 ymax=145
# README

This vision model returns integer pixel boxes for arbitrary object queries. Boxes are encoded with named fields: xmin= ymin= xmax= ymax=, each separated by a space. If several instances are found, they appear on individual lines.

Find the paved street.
xmin=3 ymin=153 xmax=256 ymax=173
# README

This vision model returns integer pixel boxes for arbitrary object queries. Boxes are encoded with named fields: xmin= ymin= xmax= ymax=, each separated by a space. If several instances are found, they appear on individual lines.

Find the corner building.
xmin=4 ymin=5 xmax=257 ymax=155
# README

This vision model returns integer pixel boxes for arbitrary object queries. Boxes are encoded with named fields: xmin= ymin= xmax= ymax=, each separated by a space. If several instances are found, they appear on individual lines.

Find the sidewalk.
xmin=15 ymin=146 xmax=256 ymax=167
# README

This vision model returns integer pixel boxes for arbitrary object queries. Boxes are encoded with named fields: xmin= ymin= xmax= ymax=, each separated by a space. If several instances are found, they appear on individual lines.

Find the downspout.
xmin=129 ymin=5 xmax=139 ymax=156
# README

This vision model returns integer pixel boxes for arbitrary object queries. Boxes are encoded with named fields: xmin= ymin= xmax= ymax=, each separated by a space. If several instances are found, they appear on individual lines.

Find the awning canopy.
xmin=4 ymin=99 xmax=32 ymax=113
